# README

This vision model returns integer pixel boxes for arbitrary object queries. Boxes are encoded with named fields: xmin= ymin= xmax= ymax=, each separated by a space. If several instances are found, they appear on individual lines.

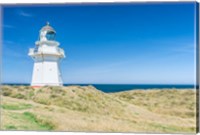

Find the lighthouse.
xmin=28 ymin=22 xmax=65 ymax=86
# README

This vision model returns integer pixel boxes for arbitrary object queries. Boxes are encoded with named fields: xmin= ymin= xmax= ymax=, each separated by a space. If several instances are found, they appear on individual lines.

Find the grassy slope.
xmin=0 ymin=85 xmax=197 ymax=133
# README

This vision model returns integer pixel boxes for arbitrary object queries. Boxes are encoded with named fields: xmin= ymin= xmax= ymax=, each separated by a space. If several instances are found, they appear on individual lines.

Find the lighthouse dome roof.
xmin=40 ymin=22 xmax=56 ymax=33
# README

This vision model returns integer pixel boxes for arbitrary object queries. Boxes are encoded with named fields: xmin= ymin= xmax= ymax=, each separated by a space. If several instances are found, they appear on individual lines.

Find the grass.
xmin=4 ymin=125 xmax=17 ymax=130
xmin=1 ymin=103 xmax=32 ymax=110
xmin=23 ymin=112 xmax=55 ymax=130
xmin=2 ymin=111 xmax=55 ymax=130
xmin=146 ymin=122 xmax=195 ymax=133
xmin=0 ymin=85 xmax=197 ymax=133
xmin=114 ymin=89 xmax=196 ymax=118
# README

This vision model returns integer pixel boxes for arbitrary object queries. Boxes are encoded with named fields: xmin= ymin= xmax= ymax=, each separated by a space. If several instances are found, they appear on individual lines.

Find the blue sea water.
xmin=65 ymin=84 xmax=195 ymax=93
xmin=2 ymin=83 xmax=195 ymax=93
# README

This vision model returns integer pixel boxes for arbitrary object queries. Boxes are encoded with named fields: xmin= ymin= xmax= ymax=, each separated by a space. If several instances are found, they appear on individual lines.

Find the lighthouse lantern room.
xmin=28 ymin=22 xmax=65 ymax=86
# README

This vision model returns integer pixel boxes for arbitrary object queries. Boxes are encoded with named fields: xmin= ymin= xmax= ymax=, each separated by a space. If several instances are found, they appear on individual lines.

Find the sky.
xmin=1 ymin=2 xmax=197 ymax=84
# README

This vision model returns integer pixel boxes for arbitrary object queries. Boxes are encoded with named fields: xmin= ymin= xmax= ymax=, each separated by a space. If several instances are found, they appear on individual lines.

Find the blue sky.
xmin=2 ymin=2 xmax=197 ymax=84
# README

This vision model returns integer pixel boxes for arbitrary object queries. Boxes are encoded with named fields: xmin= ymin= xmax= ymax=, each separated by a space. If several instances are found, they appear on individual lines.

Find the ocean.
xmin=2 ymin=83 xmax=195 ymax=93
xmin=66 ymin=84 xmax=195 ymax=93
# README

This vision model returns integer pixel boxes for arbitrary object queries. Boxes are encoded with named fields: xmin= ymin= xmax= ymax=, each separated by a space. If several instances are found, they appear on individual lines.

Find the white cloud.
xmin=18 ymin=10 xmax=33 ymax=17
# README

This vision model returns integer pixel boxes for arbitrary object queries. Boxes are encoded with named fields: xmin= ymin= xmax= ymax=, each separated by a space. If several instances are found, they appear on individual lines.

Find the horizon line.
xmin=1 ymin=83 xmax=196 ymax=85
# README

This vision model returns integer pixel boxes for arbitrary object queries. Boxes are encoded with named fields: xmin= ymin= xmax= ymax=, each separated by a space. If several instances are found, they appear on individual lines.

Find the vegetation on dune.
xmin=1 ymin=103 xmax=32 ymax=110
xmin=3 ymin=85 xmax=124 ymax=115
xmin=113 ymin=89 xmax=196 ymax=118
xmin=0 ymin=85 xmax=197 ymax=133
xmin=1 ymin=85 xmax=34 ymax=99
xmin=23 ymin=112 xmax=55 ymax=130
xmin=1 ymin=94 xmax=55 ymax=130
xmin=2 ymin=111 xmax=55 ymax=130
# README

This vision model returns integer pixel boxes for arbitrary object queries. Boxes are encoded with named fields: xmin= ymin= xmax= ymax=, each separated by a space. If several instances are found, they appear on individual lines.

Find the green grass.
xmin=5 ymin=125 xmax=17 ymax=130
xmin=1 ymin=103 xmax=32 ymax=110
xmin=3 ymin=111 xmax=55 ymax=130
xmin=23 ymin=112 xmax=55 ymax=130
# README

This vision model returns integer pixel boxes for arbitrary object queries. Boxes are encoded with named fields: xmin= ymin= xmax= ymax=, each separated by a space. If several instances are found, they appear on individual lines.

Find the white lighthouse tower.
xmin=28 ymin=22 xmax=65 ymax=87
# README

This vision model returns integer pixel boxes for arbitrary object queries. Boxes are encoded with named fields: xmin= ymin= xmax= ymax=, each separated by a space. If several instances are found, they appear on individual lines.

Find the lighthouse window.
xmin=34 ymin=46 xmax=39 ymax=53
xmin=46 ymin=31 xmax=56 ymax=41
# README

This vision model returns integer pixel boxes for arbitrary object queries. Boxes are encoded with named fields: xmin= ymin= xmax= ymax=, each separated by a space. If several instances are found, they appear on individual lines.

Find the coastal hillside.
xmin=0 ymin=85 xmax=196 ymax=133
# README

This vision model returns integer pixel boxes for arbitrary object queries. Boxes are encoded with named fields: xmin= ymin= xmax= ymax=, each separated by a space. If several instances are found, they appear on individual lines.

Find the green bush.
xmin=2 ymin=90 xmax=12 ymax=96
xmin=2 ymin=86 xmax=12 ymax=96
xmin=50 ymin=94 xmax=58 ymax=98
xmin=33 ymin=98 xmax=51 ymax=105
xmin=14 ymin=93 xmax=25 ymax=99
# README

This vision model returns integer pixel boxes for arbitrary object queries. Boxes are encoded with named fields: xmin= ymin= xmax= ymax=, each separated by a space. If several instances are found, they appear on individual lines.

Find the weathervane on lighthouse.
xmin=28 ymin=22 xmax=65 ymax=87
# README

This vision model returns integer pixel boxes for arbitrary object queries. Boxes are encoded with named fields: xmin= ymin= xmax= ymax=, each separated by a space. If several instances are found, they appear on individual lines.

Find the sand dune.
xmin=0 ymin=85 xmax=197 ymax=133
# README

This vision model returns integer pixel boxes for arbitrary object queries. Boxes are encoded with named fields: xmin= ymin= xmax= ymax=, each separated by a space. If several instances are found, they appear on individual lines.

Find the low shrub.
xmin=12 ymin=93 xmax=25 ymax=99
xmin=2 ymin=90 xmax=12 ymax=96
